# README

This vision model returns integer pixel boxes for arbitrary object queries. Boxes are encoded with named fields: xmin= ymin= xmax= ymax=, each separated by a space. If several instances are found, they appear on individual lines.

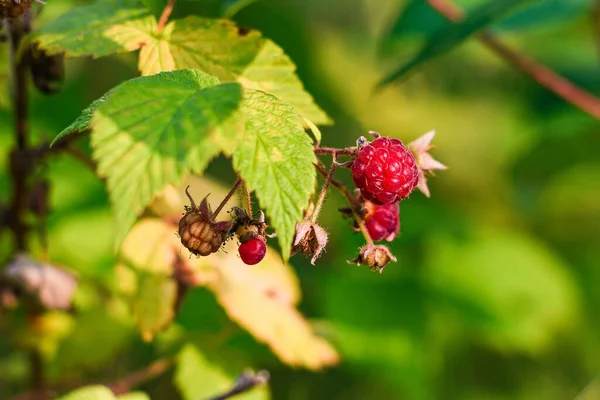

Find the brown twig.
xmin=314 ymin=146 xmax=357 ymax=156
xmin=426 ymin=0 xmax=600 ymax=119
xmin=211 ymin=177 xmax=242 ymax=219
xmin=156 ymin=0 xmax=177 ymax=33
xmin=310 ymin=155 xmax=337 ymax=223
xmin=107 ymin=358 xmax=174 ymax=395
xmin=241 ymin=179 xmax=253 ymax=216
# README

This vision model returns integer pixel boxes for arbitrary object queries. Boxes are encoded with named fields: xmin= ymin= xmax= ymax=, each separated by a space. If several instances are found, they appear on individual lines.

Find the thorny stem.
xmin=156 ymin=0 xmax=177 ymax=33
xmin=426 ymin=0 xmax=600 ymax=119
xmin=211 ymin=177 xmax=242 ymax=219
xmin=206 ymin=370 xmax=270 ymax=400
xmin=310 ymin=155 xmax=337 ymax=223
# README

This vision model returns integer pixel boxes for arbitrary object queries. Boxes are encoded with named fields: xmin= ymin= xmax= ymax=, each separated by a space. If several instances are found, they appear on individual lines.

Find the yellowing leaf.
xmin=35 ymin=0 xmax=154 ymax=58
xmin=58 ymin=385 xmax=117 ymax=400
xmin=208 ymin=241 xmax=338 ymax=370
xmin=134 ymin=273 xmax=177 ymax=342
xmin=139 ymin=16 xmax=331 ymax=125
xmin=121 ymin=218 xmax=180 ymax=275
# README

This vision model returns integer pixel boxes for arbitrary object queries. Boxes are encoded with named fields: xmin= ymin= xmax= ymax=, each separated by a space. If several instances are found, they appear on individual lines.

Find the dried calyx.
xmin=230 ymin=206 xmax=268 ymax=243
xmin=292 ymin=221 xmax=328 ymax=265
xmin=348 ymin=245 xmax=397 ymax=274
xmin=178 ymin=187 xmax=233 ymax=257
xmin=1 ymin=0 xmax=33 ymax=19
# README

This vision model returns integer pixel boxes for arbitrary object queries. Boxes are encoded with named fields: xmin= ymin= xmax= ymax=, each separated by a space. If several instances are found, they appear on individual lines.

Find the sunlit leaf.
xmin=117 ymin=393 xmax=150 ymax=400
xmin=378 ymin=0 xmax=536 ymax=86
xmin=233 ymin=90 xmax=316 ymax=261
xmin=134 ymin=273 xmax=177 ymax=341
xmin=35 ymin=0 xmax=154 ymax=58
xmin=138 ymin=16 xmax=331 ymax=125
xmin=207 ymin=241 xmax=338 ymax=369
xmin=58 ymin=385 xmax=116 ymax=400
xmin=90 ymin=69 xmax=242 ymax=245
xmin=175 ymin=343 xmax=268 ymax=400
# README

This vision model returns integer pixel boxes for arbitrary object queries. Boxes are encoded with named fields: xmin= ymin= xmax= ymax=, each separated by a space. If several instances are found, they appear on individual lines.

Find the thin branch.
xmin=314 ymin=146 xmax=357 ymax=156
xmin=156 ymin=0 xmax=177 ymax=33
xmin=241 ymin=179 xmax=253 ymax=216
xmin=108 ymin=358 xmax=174 ymax=395
xmin=211 ymin=177 xmax=242 ymax=219
xmin=426 ymin=0 xmax=600 ymax=119
xmin=310 ymin=154 xmax=337 ymax=223
xmin=205 ymin=370 xmax=269 ymax=400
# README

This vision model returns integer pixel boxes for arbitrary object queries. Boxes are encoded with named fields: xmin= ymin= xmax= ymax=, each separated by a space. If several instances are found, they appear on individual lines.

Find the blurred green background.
xmin=2 ymin=0 xmax=600 ymax=399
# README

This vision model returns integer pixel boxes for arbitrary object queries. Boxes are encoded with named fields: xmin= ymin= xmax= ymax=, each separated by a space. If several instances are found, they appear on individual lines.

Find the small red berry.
xmin=364 ymin=201 xmax=400 ymax=242
xmin=238 ymin=237 xmax=267 ymax=265
xmin=351 ymin=136 xmax=419 ymax=204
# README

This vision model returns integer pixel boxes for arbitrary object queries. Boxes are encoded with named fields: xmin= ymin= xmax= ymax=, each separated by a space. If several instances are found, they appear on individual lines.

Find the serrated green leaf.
xmin=51 ymin=93 xmax=110 ymax=147
xmin=58 ymin=385 xmax=117 ymax=400
xmin=35 ymin=0 xmax=155 ymax=58
xmin=378 ymin=0 xmax=536 ymax=86
xmin=175 ymin=343 xmax=268 ymax=400
xmin=90 ymin=69 xmax=242 ymax=245
xmin=233 ymin=90 xmax=316 ymax=261
xmin=138 ymin=16 xmax=331 ymax=125
xmin=134 ymin=273 xmax=177 ymax=342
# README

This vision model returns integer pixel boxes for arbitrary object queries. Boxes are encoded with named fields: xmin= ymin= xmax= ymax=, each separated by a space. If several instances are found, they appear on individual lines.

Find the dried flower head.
xmin=348 ymin=245 xmax=397 ymax=274
xmin=291 ymin=221 xmax=329 ymax=265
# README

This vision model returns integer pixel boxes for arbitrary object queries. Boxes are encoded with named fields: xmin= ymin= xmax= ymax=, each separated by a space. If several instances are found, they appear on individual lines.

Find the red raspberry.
xmin=351 ymin=137 xmax=419 ymax=204
xmin=238 ymin=237 xmax=267 ymax=265
xmin=364 ymin=202 xmax=400 ymax=242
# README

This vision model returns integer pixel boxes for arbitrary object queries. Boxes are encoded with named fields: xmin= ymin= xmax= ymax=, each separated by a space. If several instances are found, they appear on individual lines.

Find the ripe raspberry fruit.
xmin=351 ymin=136 xmax=419 ymax=205
xmin=178 ymin=188 xmax=233 ymax=257
xmin=364 ymin=201 xmax=400 ymax=242
xmin=238 ymin=237 xmax=267 ymax=265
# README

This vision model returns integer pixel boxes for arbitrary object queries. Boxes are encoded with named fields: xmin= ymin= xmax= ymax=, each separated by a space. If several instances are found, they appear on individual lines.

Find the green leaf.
xmin=138 ymin=16 xmax=331 ymax=125
xmin=58 ymin=385 xmax=117 ymax=400
xmin=35 ymin=0 xmax=155 ymax=58
xmin=233 ymin=90 xmax=316 ymax=261
xmin=175 ymin=343 xmax=268 ymax=400
xmin=117 ymin=393 xmax=150 ymax=400
xmin=134 ymin=273 xmax=177 ymax=342
xmin=51 ymin=93 xmax=110 ymax=147
xmin=378 ymin=0 xmax=536 ymax=86
xmin=90 ymin=69 xmax=242 ymax=245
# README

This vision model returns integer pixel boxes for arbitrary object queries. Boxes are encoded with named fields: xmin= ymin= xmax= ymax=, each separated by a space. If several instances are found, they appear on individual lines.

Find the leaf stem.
xmin=205 ymin=370 xmax=270 ymax=400
xmin=211 ymin=177 xmax=242 ymax=219
xmin=426 ymin=0 xmax=600 ymax=119
xmin=310 ymin=155 xmax=337 ymax=223
xmin=156 ymin=0 xmax=177 ymax=33
xmin=241 ymin=179 xmax=253 ymax=216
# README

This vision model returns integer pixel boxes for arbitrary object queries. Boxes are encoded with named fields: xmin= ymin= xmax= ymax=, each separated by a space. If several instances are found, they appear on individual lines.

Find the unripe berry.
xmin=364 ymin=201 xmax=400 ymax=242
xmin=351 ymin=136 xmax=418 ymax=205
xmin=238 ymin=237 xmax=267 ymax=265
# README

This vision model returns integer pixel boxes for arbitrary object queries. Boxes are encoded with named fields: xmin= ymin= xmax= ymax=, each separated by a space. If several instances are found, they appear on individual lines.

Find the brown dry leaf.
xmin=208 ymin=241 xmax=338 ymax=370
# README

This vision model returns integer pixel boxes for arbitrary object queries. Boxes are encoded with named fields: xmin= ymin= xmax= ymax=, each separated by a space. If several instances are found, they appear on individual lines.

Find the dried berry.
xmin=348 ymin=245 xmax=397 ymax=274
xmin=178 ymin=188 xmax=233 ymax=257
xmin=351 ymin=135 xmax=419 ymax=205
xmin=239 ymin=237 xmax=267 ymax=265
xmin=364 ymin=200 xmax=400 ymax=242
